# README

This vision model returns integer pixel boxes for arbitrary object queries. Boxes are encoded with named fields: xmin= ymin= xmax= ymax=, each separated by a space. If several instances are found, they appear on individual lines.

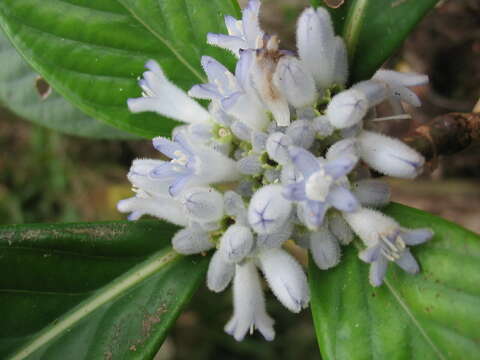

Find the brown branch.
xmin=402 ymin=112 xmax=480 ymax=161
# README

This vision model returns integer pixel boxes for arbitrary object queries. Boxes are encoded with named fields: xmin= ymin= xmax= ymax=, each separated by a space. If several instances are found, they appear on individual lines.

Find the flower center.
xmin=305 ymin=170 xmax=333 ymax=202
xmin=379 ymin=233 xmax=406 ymax=261
xmin=171 ymin=150 xmax=189 ymax=167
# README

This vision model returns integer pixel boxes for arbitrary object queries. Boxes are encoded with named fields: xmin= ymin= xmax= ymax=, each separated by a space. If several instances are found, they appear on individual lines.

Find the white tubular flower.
xmin=326 ymin=89 xmax=369 ymax=129
xmin=273 ymin=56 xmax=317 ymax=108
xmin=225 ymin=261 xmax=275 ymax=341
xmin=172 ymin=224 xmax=214 ymax=255
xmin=117 ymin=159 xmax=187 ymax=225
xmin=207 ymin=250 xmax=235 ymax=293
xmin=179 ymin=187 xmax=224 ymax=223
xmin=297 ymin=7 xmax=336 ymax=89
xmin=126 ymin=158 xmax=170 ymax=196
xmin=352 ymin=179 xmax=391 ymax=207
xmin=352 ymin=80 xmax=388 ymax=107
xmin=222 ymin=51 xmax=270 ymax=131
xmin=331 ymin=36 xmax=348 ymax=86
xmin=188 ymin=56 xmax=239 ymax=101
xmin=257 ymin=221 xmax=293 ymax=248
xmin=328 ymin=212 xmax=354 ymax=245
xmin=257 ymin=248 xmax=310 ymax=313
xmin=343 ymin=208 xmax=433 ymax=286
xmin=224 ymin=191 xmax=247 ymax=223
xmin=266 ymin=132 xmax=293 ymax=165
xmin=309 ymin=226 xmax=341 ymax=269
xmin=248 ymin=185 xmax=293 ymax=234
xmin=127 ymin=60 xmax=210 ymax=124
xmin=252 ymin=131 xmax=268 ymax=152
xmin=151 ymin=133 xmax=240 ymax=195
xmin=285 ymin=146 xmax=359 ymax=230
xmin=237 ymin=155 xmax=263 ymax=175
xmin=373 ymin=69 xmax=428 ymax=113
xmin=231 ymin=120 xmax=252 ymax=141
xmin=117 ymin=196 xmax=186 ymax=226
xmin=208 ymin=0 xmax=264 ymax=56
xmin=313 ymin=115 xmax=334 ymax=137
xmin=286 ymin=119 xmax=316 ymax=149
xmin=325 ymin=138 xmax=357 ymax=160
xmin=251 ymin=39 xmax=291 ymax=127
xmin=357 ymin=130 xmax=425 ymax=179
xmin=219 ymin=224 xmax=254 ymax=263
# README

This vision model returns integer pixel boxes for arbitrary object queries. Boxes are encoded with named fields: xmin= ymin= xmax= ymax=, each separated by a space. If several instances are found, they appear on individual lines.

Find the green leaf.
xmin=319 ymin=0 xmax=440 ymax=81
xmin=309 ymin=203 xmax=480 ymax=360
xmin=0 ymin=221 xmax=208 ymax=359
xmin=0 ymin=30 xmax=136 ymax=139
xmin=0 ymin=0 xmax=239 ymax=138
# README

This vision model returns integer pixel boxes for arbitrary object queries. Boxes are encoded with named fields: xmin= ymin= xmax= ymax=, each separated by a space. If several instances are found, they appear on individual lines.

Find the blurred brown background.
xmin=0 ymin=1 xmax=479 ymax=359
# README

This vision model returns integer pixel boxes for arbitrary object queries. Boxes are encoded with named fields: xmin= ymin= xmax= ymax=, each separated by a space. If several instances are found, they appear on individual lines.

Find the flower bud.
xmin=352 ymin=179 xmax=391 ymax=207
xmin=207 ymin=250 xmax=235 ymax=292
xmin=273 ymin=56 xmax=317 ymax=108
xmin=326 ymin=89 xmax=369 ymax=129
xmin=231 ymin=120 xmax=252 ymax=141
xmin=219 ymin=225 xmax=254 ymax=263
xmin=257 ymin=221 xmax=293 ymax=248
xmin=357 ymin=131 xmax=424 ymax=179
xmin=172 ymin=225 xmax=213 ymax=254
xmin=225 ymin=261 xmax=275 ymax=341
xmin=310 ymin=227 xmax=341 ymax=269
xmin=352 ymin=80 xmax=388 ymax=107
xmin=325 ymin=138 xmax=357 ymax=160
xmin=331 ymin=36 xmax=348 ymax=86
xmin=297 ymin=7 xmax=336 ymax=89
xmin=248 ymin=185 xmax=293 ymax=234
xmin=224 ymin=191 xmax=246 ymax=219
xmin=266 ymin=132 xmax=293 ymax=165
xmin=237 ymin=155 xmax=263 ymax=175
xmin=180 ymin=187 xmax=224 ymax=223
xmin=328 ymin=212 xmax=353 ymax=245
xmin=257 ymin=248 xmax=309 ymax=313
xmin=251 ymin=131 xmax=268 ymax=152
xmin=313 ymin=115 xmax=334 ymax=137
xmin=285 ymin=119 xmax=316 ymax=149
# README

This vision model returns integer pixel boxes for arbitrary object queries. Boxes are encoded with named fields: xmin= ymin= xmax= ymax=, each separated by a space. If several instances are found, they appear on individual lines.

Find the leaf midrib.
xmin=352 ymin=240 xmax=446 ymax=359
xmin=385 ymin=279 xmax=446 ymax=360
xmin=7 ymin=248 xmax=180 ymax=360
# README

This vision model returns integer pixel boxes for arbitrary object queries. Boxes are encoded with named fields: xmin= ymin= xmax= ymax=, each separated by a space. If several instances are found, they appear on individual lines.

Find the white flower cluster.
xmin=119 ymin=0 xmax=433 ymax=341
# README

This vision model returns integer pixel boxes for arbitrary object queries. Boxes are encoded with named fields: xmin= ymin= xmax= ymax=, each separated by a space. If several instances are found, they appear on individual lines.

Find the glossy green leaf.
xmin=0 ymin=0 xmax=239 ymax=138
xmin=318 ymin=0 xmax=440 ymax=81
xmin=309 ymin=203 xmax=480 ymax=360
xmin=0 ymin=221 xmax=208 ymax=359
xmin=0 ymin=30 xmax=136 ymax=139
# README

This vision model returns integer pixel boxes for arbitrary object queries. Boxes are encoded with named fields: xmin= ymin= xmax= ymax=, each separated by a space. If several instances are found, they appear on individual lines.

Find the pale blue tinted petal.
xmin=401 ymin=228 xmax=433 ymax=246
xmin=188 ymin=83 xmax=221 ymax=100
xmin=328 ymin=186 xmax=360 ymax=212
xmin=395 ymin=250 xmax=420 ymax=274
xmin=169 ymin=175 xmax=191 ymax=196
xmin=152 ymin=136 xmax=183 ymax=158
xmin=359 ymin=245 xmax=381 ymax=263
xmin=150 ymin=162 xmax=184 ymax=179
xmin=288 ymin=146 xmax=320 ymax=177
xmin=324 ymin=155 xmax=358 ymax=179
xmin=283 ymin=181 xmax=307 ymax=201
xmin=305 ymin=200 xmax=328 ymax=228
xmin=369 ymin=256 xmax=388 ymax=287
